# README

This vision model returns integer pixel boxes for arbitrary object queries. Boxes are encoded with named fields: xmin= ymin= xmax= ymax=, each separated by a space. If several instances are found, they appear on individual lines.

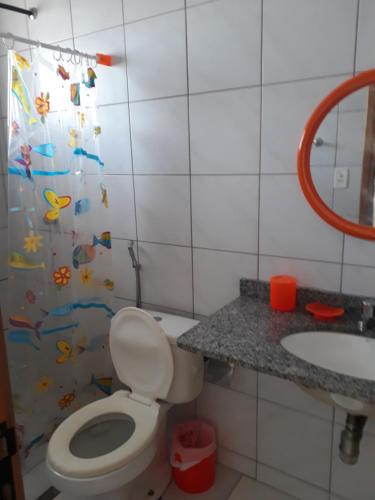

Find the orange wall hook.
xmin=96 ymin=53 xmax=112 ymax=66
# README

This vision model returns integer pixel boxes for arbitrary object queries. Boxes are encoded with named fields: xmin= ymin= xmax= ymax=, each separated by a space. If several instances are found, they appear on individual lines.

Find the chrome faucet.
xmin=358 ymin=300 xmax=375 ymax=332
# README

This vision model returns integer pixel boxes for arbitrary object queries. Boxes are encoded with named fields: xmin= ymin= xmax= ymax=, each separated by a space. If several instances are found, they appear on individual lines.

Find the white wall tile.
xmin=111 ymin=296 xmax=136 ymax=311
xmin=130 ymin=96 xmax=189 ymax=174
xmin=230 ymin=367 xmax=257 ymax=398
xmin=336 ymin=111 xmax=366 ymax=166
xmin=167 ymin=400 xmax=197 ymax=432
xmin=187 ymin=0 xmax=261 ymax=93
xmin=259 ymin=175 xmax=343 ymax=262
xmin=111 ymin=239 xmax=137 ymax=300
xmin=344 ymin=235 xmax=375 ymax=267
xmin=339 ymin=88 xmax=368 ymax=113
xmin=258 ymin=373 xmax=333 ymax=420
xmin=217 ymin=447 xmax=256 ymax=479
xmin=310 ymin=167 xmax=334 ymax=210
xmin=126 ymin=10 xmax=187 ymax=100
xmin=135 ymin=175 xmax=191 ymax=245
xmin=197 ymin=382 xmax=257 ymax=459
xmin=97 ymin=104 xmax=132 ymax=174
xmin=138 ymin=242 xmax=193 ymax=312
xmin=261 ymin=76 xmax=346 ymax=174
xmin=259 ymin=255 xmax=341 ymax=293
xmin=331 ymin=425 xmax=375 ymax=500
xmin=332 ymin=166 xmax=361 ymax=223
xmin=190 ymin=88 xmax=260 ymax=174
xmin=124 ymin=0 xmax=184 ymax=23
xmin=356 ymin=0 xmax=375 ymax=72
xmin=193 ymin=248 xmax=257 ymax=316
xmin=0 ymin=0 xmax=29 ymax=57
xmin=192 ymin=176 xmax=259 ymax=253
xmin=258 ymin=464 xmax=330 ymax=500
xmin=186 ymin=0 xmax=208 ymax=5
xmin=263 ymin=0 xmax=357 ymax=84
xmin=230 ymin=476 xmax=296 ymax=500
xmin=102 ymin=175 xmax=136 ymax=239
xmin=75 ymin=27 xmax=128 ymax=106
xmin=26 ymin=0 xmax=73 ymax=43
xmin=71 ymin=0 xmax=123 ymax=37
xmin=342 ymin=265 xmax=375 ymax=298
xmin=258 ymin=400 xmax=332 ymax=489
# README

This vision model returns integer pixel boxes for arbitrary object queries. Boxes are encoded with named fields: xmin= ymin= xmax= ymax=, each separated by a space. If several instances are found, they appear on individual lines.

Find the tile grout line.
xmin=327 ymin=408 xmax=337 ymax=498
xmin=256 ymin=0 xmax=264 ymax=282
xmin=255 ymin=0 xmax=265 ymax=481
xmin=0 ymin=71 xmax=356 ymax=122
xmin=112 ymin=237 xmax=351 ymax=268
xmin=67 ymin=0 xmax=76 ymax=49
xmin=121 ymin=7 xmax=141 ymax=270
xmin=184 ymin=0 xmax=196 ymax=318
xmin=338 ymin=0 xmax=361 ymax=295
xmin=256 ymin=459 xmax=330 ymax=495
xmin=353 ymin=0 xmax=361 ymax=76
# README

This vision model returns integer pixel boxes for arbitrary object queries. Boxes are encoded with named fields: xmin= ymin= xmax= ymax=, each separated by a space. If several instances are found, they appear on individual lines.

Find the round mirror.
xmin=298 ymin=69 xmax=375 ymax=240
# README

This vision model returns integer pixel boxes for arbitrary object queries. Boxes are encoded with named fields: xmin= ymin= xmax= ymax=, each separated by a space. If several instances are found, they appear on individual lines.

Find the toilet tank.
xmin=147 ymin=311 xmax=204 ymax=404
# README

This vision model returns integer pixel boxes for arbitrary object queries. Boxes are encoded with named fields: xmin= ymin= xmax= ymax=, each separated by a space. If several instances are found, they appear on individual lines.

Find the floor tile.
xmin=163 ymin=464 xmax=241 ymax=500
xmin=229 ymin=476 xmax=295 ymax=500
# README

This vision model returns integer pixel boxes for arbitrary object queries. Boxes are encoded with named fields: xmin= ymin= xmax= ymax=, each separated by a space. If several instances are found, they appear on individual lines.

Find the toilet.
xmin=46 ymin=307 xmax=204 ymax=499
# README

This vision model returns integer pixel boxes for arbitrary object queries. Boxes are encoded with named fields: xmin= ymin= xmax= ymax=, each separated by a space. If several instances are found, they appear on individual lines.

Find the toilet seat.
xmin=47 ymin=390 xmax=160 ymax=479
xmin=48 ymin=308 xmax=175 ymax=482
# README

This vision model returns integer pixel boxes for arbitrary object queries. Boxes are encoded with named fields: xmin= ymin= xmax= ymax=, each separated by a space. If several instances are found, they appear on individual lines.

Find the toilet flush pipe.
xmin=128 ymin=241 xmax=142 ymax=309
xmin=339 ymin=413 xmax=367 ymax=465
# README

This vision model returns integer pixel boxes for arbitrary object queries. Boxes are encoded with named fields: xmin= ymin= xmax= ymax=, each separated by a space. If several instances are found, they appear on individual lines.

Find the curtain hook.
xmin=53 ymin=47 xmax=61 ymax=62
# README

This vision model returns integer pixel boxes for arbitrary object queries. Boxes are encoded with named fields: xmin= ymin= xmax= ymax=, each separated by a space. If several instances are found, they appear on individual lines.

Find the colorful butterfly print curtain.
xmin=6 ymin=49 xmax=114 ymax=471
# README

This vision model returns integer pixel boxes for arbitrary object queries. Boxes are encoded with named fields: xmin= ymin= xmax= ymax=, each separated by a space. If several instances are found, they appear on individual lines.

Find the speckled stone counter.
xmin=177 ymin=279 xmax=375 ymax=403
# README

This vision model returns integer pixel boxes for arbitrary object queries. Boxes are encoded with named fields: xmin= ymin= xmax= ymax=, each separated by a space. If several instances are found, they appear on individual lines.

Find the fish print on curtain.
xmin=6 ymin=49 xmax=114 ymax=470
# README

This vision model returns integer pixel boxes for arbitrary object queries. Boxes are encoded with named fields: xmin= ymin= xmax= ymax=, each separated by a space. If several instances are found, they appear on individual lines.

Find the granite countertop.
xmin=177 ymin=279 xmax=375 ymax=404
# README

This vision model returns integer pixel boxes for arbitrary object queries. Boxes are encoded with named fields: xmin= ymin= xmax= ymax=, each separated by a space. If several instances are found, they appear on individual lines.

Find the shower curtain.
xmin=6 ymin=48 xmax=114 ymax=471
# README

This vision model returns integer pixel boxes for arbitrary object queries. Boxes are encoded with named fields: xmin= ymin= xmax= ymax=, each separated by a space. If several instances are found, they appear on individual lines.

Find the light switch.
xmin=334 ymin=167 xmax=349 ymax=189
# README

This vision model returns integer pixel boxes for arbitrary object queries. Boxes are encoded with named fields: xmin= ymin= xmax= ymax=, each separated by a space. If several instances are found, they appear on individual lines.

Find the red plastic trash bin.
xmin=171 ymin=420 xmax=216 ymax=494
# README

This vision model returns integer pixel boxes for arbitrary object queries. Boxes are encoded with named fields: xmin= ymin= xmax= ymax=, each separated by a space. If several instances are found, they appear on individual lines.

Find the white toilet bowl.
xmin=47 ymin=308 xmax=203 ymax=499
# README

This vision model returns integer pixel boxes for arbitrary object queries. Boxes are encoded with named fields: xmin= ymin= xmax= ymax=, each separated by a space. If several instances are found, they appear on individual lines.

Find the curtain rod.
xmin=0 ymin=2 xmax=37 ymax=19
xmin=0 ymin=32 xmax=112 ymax=66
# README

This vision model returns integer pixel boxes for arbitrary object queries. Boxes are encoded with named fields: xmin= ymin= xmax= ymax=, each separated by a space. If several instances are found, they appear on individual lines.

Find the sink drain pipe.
xmin=339 ymin=414 xmax=367 ymax=465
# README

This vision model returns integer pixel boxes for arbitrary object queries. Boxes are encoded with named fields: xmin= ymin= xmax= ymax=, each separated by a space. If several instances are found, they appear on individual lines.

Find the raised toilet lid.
xmin=47 ymin=391 xmax=159 ymax=478
xmin=110 ymin=307 xmax=174 ymax=401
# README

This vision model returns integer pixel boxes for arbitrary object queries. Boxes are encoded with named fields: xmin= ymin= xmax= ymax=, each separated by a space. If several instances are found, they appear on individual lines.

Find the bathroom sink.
xmin=281 ymin=331 xmax=375 ymax=415
xmin=281 ymin=331 xmax=375 ymax=381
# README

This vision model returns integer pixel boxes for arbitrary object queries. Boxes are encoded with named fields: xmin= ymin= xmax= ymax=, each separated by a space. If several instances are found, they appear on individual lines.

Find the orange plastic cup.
xmin=270 ymin=275 xmax=297 ymax=312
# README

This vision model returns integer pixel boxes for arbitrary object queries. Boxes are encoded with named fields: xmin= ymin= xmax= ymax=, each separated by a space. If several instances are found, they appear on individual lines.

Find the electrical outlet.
xmin=334 ymin=167 xmax=349 ymax=189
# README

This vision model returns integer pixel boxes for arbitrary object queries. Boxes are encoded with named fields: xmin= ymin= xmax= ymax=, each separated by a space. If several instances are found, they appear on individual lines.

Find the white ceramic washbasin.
xmin=281 ymin=331 xmax=375 ymax=415
xmin=281 ymin=331 xmax=375 ymax=381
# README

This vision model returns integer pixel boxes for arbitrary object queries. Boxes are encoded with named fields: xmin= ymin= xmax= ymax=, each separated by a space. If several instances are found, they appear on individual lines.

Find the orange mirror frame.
xmin=297 ymin=69 xmax=375 ymax=240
